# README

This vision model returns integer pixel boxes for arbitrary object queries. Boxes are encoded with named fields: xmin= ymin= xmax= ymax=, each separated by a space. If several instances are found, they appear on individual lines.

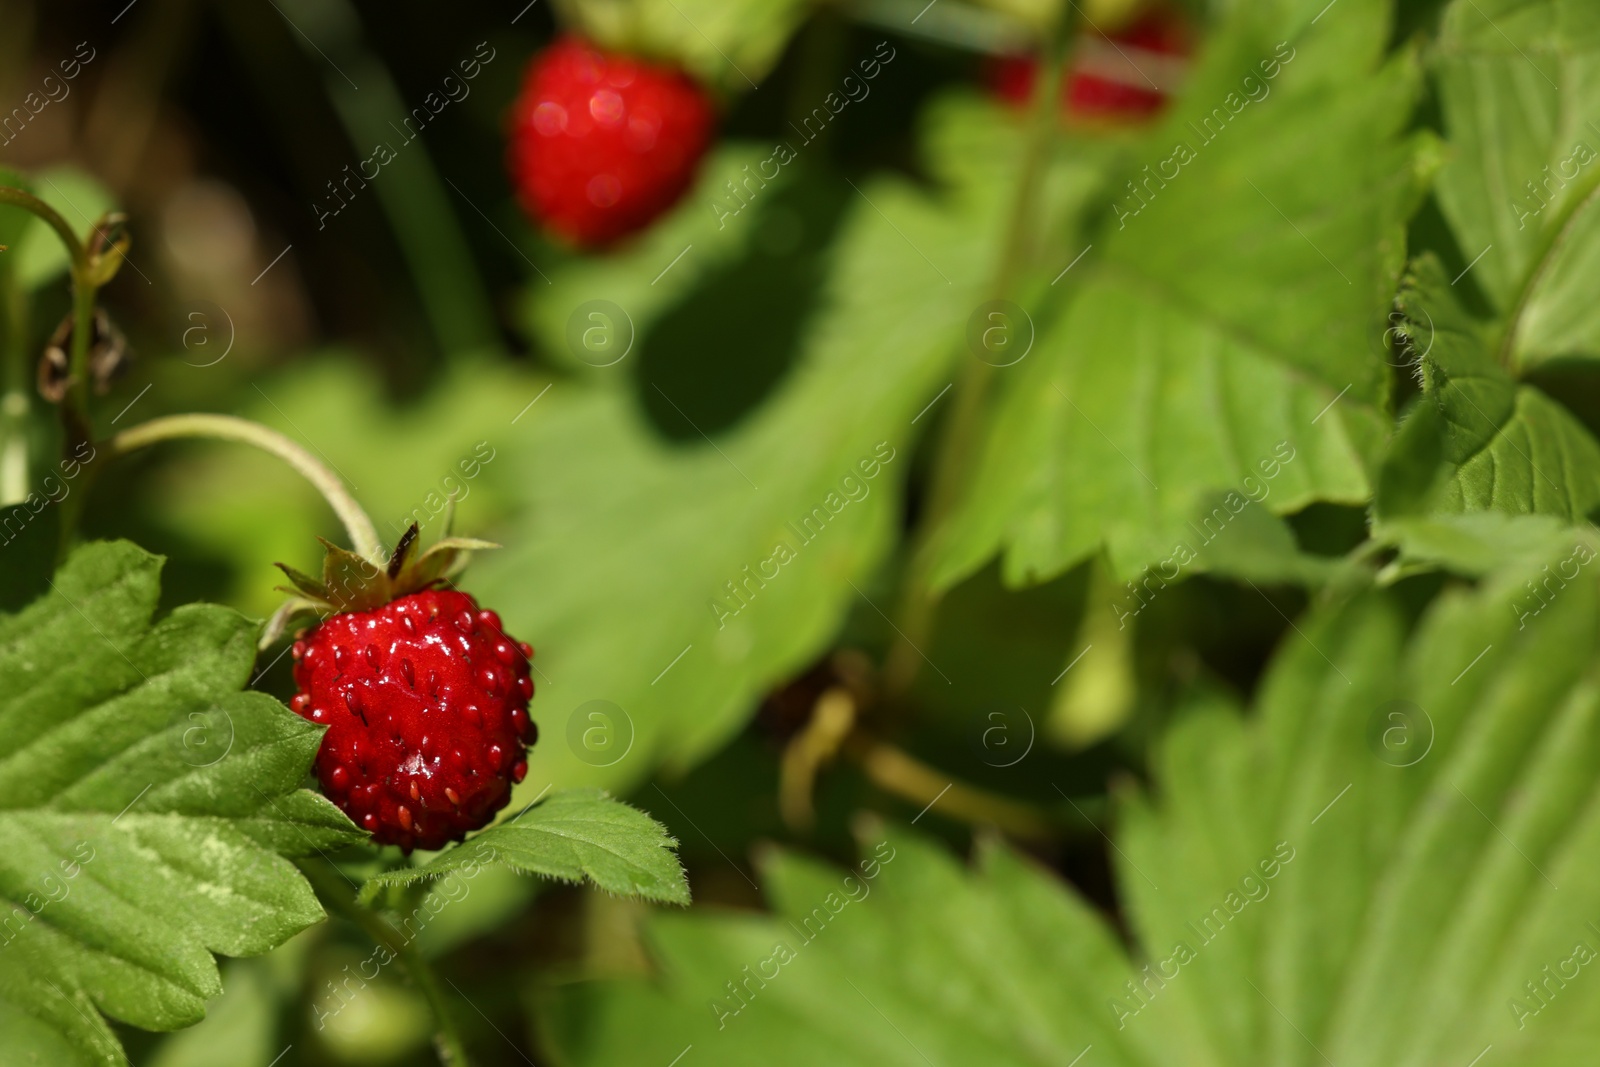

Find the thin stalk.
xmin=0 ymin=261 xmax=28 ymax=505
xmin=0 ymin=186 xmax=86 ymax=275
xmin=884 ymin=8 xmax=1074 ymax=695
xmin=846 ymin=734 xmax=1081 ymax=839
xmin=298 ymin=858 xmax=474 ymax=1067
xmin=0 ymin=186 xmax=95 ymax=446
xmin=104 ymin=413 xmax=383 ymax=560
xmin=63 ymin=273 xmax=96 ymax=449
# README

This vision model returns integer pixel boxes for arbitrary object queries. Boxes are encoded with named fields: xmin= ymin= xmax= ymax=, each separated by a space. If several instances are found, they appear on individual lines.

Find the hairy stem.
xmin=298 ymin=858 xmax=474 ymax=1067
xmin=104 ymin=413 xmax=384 ymax=560
xmin=885 ymin=9 xmax=1073 ymax=695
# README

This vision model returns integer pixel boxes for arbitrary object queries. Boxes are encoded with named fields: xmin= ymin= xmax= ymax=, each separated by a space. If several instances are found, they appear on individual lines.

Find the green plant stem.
xmin=298 ymin=858 xmax=474 ymax=1067
xmin=63 ymin=272 xmax=97 ymax=449
xmin=0 ymin=186 xmax=86 ymax=275
xmin=0 ymin=260 xmax=28 ymax=506
xmin=845 ymin=734 xmax=1097 ymax=839
xmin=884 ymin=8 xmax=1073 ymax=696
xmin=0 ymin=185 xmax=96 ymax=448
xmin=104 ymin=413 xmax=384 ymax=560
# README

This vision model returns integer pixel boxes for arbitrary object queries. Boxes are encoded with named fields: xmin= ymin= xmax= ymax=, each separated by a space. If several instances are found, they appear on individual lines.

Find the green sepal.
xmin=317 ymin=537 xmax=385 ymax=612
xmin=273 ymin=561 xmax=327 ymax=600
xmin=408 ymin=537 xmax=499 ymax=588
xmin=260 ymin=595 xmax=324 ymax=650
xmin=261 ymin=525 xmax=499 ymax=644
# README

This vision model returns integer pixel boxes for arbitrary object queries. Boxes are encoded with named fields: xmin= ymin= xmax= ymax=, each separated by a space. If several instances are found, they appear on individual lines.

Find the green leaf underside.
xmin=931 ymin=0 xmax=1423 ymax=587
xmin=0 ymin=541 xmax=362 ymax=1067
xmin=1375 ymin=511 xmax=1598 ymax=578
xmin=542 ymin=549 xmax=1600 ymax=1066
xmin=1432 ymin=0 xmax=1600 ymax=369
xmin=361 ymin=789 xmax=688 ymax=906
xmin=1377 ymin=255 xmax=1600 ymax=520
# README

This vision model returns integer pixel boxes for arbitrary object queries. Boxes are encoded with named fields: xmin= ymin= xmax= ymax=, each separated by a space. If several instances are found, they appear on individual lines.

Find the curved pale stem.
xmin=105 ymin=413 xmax=384 ymax=561
xmin=846 ymin=735 xmax=1075 ymax=840
xmin=0 ymin=185 xmax=96 ymax=446
xmin=0 ymin=186 xmax=87 ymax=274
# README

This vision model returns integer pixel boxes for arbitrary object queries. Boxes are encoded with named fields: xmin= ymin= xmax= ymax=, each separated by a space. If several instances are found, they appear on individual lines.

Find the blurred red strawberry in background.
xmin=508 ymin=35 xmax=716 ymax=248
xmin=988 ymin=6 xmax=1193 ymax=122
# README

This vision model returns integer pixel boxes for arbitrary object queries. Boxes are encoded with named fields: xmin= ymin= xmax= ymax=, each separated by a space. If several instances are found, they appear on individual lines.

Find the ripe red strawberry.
xmin=988 ymin=7 xmax=1192 ymax=121
xmin=272 ymin=528 xmax=536 ymax=852
xmin=507 ymin=35 xmax=715 ymax=247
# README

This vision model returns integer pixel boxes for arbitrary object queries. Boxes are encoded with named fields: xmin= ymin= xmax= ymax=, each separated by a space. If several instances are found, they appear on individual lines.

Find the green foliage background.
xmin=6 ymin=0 xmax=1600 ymax=1063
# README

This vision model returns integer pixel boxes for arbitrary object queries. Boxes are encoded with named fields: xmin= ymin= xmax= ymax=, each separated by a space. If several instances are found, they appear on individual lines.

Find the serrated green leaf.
xmin=932 ymin=0 xmax=1425 ymax=586
xmin=1377 ymin=254 xmax=1600 ymax=520
xmin=539 ymin=541 xmax=1600 ymax=1065
xmin=146 ymin=956 xmax=289 ymax=1067
xmin=540 ymin=827 xmax=1143 ymax=1067
xmin=1432 ymin=0 xmax=1600 ymax=368
xmin=360 ymin=789 xmax=688 ymax=907
xmin=0 ymin=541 xmax=363 ymax=1067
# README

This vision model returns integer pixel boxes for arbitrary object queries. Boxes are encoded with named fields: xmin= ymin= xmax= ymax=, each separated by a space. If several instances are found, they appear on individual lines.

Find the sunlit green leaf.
xmin=932 ymin=0 xmax=1426 ymax=585
xmin=0 ymin=541 xmax=362 ymax=1067
xmin=360 ymin=789 xmax=688 ymax=907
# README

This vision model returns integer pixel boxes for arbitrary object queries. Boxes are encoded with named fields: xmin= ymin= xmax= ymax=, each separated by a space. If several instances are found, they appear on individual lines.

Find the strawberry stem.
xmin=298 ymin=857 xmax=476 ymax=1067
xmin=104 ymin=413 xmax=385 ymax=562
xmin=0 ymin=185 xmax=96 ymax=450
xmin=845 ymin=733 xmax=1074 ymax=840
xmin=884 ymin=3 xmax=1077 ymax=697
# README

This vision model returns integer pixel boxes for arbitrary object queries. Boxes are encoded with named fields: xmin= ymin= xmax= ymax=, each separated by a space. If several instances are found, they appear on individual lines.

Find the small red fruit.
xmin=508 ymin=35 xmax=716 ymax=247
xmin=988 ymin=8 xmax=1192 ymax=122
xmin=273 ymin=527 xmax=536 ymax=852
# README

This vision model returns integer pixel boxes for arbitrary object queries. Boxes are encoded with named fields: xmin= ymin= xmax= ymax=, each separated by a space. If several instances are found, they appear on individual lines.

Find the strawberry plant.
xmin=6 ymin=0 xmax=1600 ymax=1064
